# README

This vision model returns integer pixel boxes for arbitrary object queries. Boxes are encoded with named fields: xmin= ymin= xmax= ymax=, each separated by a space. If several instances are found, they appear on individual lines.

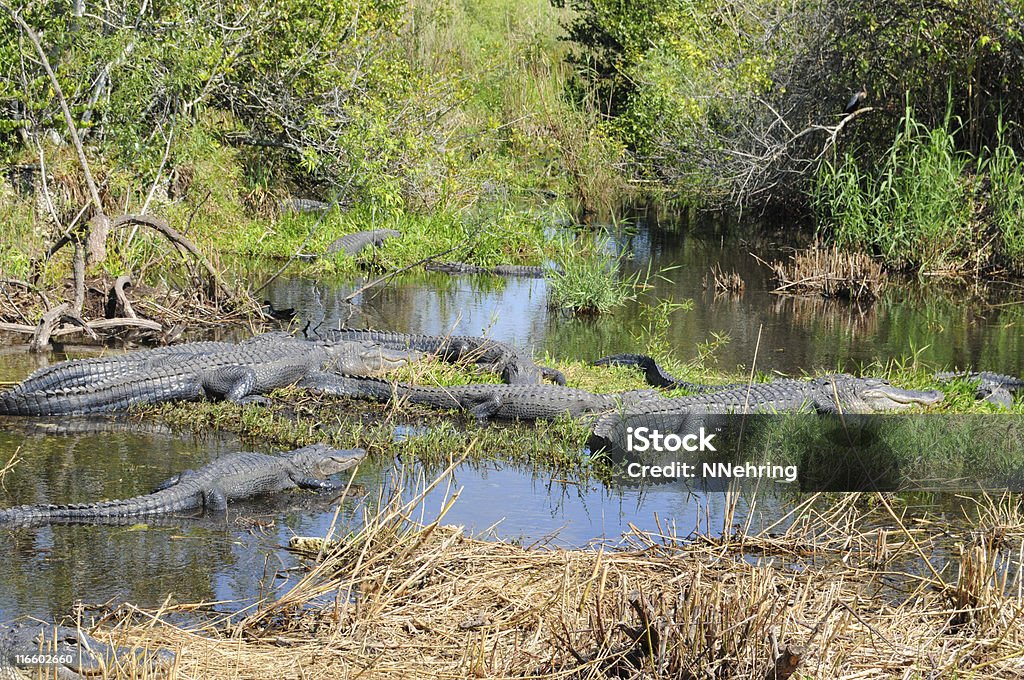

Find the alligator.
xmin=593 ymin=353 xmax=745 ymax=392
xmin=278 ymin=197 xmax=329 ymax=215
xmin=324 ymin=229 xmax=401 ymax=257
xmin=0 ymin=444 xmax=365 ymax=526
xmin=0 ymin=337 xmax=422 ymax=415
xmin=7 ymin=333 xmax=308 ymax=396
xmin=331 ymin=328 xmax=565 ymax=385
xmin=935 ymin=370 xmax=1024 ymax=407
xmin=299 ymin=373 xmax=658 ymax=420
xmin=0 ymin=621 xmax=175 ymax=679
xmin=423 ymin=261 xmax=553 ymax=278
xmin=588 ymin=375 xmax=945 ymax=451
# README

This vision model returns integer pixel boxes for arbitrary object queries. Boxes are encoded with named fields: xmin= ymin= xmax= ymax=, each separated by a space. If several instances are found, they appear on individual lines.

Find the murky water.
xmin=1 ymin=211 xmax=1022 ymax=620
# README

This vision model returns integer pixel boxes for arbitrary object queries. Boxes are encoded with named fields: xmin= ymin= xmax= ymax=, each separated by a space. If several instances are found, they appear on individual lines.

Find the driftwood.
xmin=25 ymin=304 xmax=104 ymax=351
xmin=111 ymin=275 xmax=136 ymax=319
xmin=28 ymin=303 xmax=68 ymax=353
xmin=2 ymin=317 xmax=162 ymax=339
xmin=110 ymin=213 xmax=237 ymax=301
xmin=43 ymin=214 xmax=238 ymax=302
xmin=22 ymin=212 xmax=227 ymax=351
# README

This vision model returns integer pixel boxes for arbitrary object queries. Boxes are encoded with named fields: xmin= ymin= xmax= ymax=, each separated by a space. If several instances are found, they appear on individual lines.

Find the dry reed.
xmin=702 ymin=264 xmax=746 ymax=295
xmin=771 ymin=247 xmax=884 ymax=302
xmin=68 ymin=478 xmax=1024 ymax=679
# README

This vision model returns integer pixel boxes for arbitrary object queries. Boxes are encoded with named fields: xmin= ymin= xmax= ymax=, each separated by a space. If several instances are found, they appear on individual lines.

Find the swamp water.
xmin=1 ymin=214 xmax=1022 ymax=619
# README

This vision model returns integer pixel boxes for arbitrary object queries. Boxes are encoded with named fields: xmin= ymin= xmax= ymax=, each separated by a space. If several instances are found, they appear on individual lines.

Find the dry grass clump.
xmin=79 ymin=478 xmax=1024 ymax=679
xmin=702 ymin=264 xmax=745 ymax=295
xmin=771 ymin=246 xmax=884 ymax=302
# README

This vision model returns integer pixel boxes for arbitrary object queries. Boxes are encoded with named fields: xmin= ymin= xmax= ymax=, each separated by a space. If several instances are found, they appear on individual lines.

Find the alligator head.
xmin=819 ymin=376 xmax=944 ymax=412
xmin=327 ymin=341 xmax=424 ymax=375
xmin=286 ymin=444 xmax=367 ymax=476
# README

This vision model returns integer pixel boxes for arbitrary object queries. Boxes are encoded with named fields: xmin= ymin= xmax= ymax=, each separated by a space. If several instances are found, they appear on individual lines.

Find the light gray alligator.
xmin=299 ymin=373 xmax=658 ymax=420
xmin=0 ymin=336 xmax=421 ymax=416
xmin=325 ymin=229 xmax=401 ymax=257
xmin=0 ymin=621 xmax=175 ymax=679
xmin=331 ymin=328 xmax=565 ymax=385
xmin=588 ymin=375 xmax=945 ymax=451
xmin=0 ymin=444 xmax=365 ymax=526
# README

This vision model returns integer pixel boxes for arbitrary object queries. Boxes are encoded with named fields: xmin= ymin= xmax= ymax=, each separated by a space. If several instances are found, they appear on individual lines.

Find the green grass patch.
xmin=548 ymin=236 xmax=647 ymax=314
xmin=815 ymin=103 xmax=1024 ymax=276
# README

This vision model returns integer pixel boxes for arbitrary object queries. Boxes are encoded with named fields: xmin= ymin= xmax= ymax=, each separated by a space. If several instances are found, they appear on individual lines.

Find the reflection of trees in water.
xmin=0 ymin=523 xmax=232 ymax=618
xmin=876 ymin=287 xmax=1024 ymax=371
xmin=771 ymin=295 xmax=879 ymax=341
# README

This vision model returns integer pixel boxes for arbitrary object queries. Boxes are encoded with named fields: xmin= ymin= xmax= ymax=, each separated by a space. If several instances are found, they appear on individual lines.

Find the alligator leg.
xmin=203 ymin=365 xmax=258 ymax=401
xmin=202 ymin=487 xmax=229 ymax=510
xmin=465 ymin=392 xmax=503 ymax=421
xmin=979 ymin=386 xmax=1014 ymax=408
xmin=542 ymin=366 xmax=567 ymax=386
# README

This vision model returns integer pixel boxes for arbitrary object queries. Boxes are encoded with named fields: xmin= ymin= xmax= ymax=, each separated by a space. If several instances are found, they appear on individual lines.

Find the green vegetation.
xmin=815 ymin=106 xmax=1024 ymax=274
xmin=3 ymin=0 xmax=1024 ymax=288
xmin=558 ymin=0 xmax=1024 ymax=207
xmin=0 ymin=0 xmax=616 ymax=290
xmin=815 ymin=106 xmax=974 ymax=273
xmin=548 ymin=236 xmax=646 ymax=314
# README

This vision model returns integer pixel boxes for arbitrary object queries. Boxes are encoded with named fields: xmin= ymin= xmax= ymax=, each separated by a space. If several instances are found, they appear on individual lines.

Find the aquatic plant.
xmin=548 ymin=235 xmax=646 ymax=315
xmin=814 ymin=103 xmax=975 ymax=274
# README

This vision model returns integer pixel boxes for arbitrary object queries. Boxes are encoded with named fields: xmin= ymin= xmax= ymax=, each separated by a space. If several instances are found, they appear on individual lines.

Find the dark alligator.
xmin=588 ymin=375 xmax=945 ymax=451
xmin=423 ymin=261 xmax=552 ymax=278
xmin=331 ymin=328 xmax=565 ymax=385
xmin=300 ymin=373 xmax=658 ymax=420
xmin=0 ymin=621 xmax=175 ymax=679
xmin=935 ymin=371 xmax=1024 ymax=407
xmin=0 ymin=336 xmax=421 ymax=416
xmin=325 ymin=229 xmax=401 ymax=257
xmin=0 ymin=444 xmax=365 ymax=526
xmin=594 ymin=353 xmax=745 ymax=392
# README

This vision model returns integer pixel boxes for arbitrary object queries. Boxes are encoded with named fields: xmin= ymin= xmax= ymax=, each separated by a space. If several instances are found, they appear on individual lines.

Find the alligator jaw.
xmin=859 ymin=385 xmax=945 ymax=410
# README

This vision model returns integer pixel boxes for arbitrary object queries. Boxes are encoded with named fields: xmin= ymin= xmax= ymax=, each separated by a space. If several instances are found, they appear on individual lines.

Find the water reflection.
xmin=262 ymin=214 xmax=1024 ymax=376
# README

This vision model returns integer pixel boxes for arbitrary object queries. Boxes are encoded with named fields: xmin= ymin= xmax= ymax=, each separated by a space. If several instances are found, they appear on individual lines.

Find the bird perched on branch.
xmin=844 ymin=87 xmax=868 ymax=114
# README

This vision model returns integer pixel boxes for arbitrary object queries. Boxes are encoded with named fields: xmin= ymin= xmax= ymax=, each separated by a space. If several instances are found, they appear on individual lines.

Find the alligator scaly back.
xmin=0 ymin=445 xmax=365 ymax=526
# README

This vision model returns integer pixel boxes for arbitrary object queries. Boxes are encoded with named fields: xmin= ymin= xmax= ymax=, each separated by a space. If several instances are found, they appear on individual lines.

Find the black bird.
xmin=844 ymin=87 xmax=867 ymax=114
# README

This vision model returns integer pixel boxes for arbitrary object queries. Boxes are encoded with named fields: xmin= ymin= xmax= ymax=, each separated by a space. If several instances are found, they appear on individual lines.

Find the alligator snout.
xmin=861 ymin=386 xmax=944 ymax=409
